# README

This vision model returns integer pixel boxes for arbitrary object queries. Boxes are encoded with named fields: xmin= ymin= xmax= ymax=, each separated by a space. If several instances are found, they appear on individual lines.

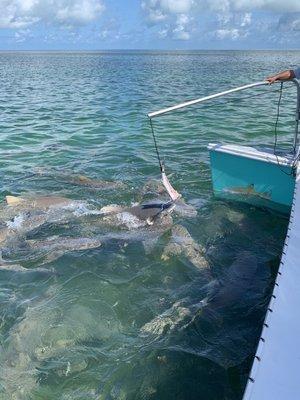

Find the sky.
xmin=0 ymin=0 xmax=300 ymax=50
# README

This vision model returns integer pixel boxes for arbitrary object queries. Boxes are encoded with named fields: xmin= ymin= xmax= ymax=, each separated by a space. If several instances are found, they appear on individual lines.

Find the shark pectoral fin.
xmin=146 ymin=217 xmax=154 ymax=226
xmin=6 ymin=195 xmax=25 ymax=206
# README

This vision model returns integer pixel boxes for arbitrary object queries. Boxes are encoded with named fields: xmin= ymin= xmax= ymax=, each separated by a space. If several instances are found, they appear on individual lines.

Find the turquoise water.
xmin=0 ymin=51 xmax=297 ymax=399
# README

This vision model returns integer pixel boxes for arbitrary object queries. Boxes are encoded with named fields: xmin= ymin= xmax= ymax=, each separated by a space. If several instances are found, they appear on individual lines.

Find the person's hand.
xmin=266 ymin=75 xmax=278 ymax=84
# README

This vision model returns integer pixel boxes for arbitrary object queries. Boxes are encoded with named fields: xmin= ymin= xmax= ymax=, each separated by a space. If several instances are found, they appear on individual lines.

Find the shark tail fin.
xmin=6 ymin=195 xmax=24 ymax=206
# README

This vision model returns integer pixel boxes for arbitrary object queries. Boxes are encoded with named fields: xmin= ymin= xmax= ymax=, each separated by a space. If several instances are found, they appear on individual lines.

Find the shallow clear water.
xmin=0 ymin=51 xmax=297 ymax=399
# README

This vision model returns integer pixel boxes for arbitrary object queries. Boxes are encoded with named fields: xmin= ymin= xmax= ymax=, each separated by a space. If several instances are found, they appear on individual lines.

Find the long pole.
xmin=148 ymin=81 xmax=269 ymax=119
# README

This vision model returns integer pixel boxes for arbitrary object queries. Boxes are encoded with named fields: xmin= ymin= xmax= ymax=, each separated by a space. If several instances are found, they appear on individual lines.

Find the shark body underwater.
xmin=0 ymin=167 xmax=268 ymax=399
xmin=0 ymin=171 xmax=208 ymax=273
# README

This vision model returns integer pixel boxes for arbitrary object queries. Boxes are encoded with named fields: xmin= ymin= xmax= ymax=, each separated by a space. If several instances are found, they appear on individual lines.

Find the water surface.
xmin=0 ymin=51 xmax=295 ymax=399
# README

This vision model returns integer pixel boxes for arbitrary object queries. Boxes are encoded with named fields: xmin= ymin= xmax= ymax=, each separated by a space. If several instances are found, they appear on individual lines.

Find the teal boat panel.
xmin=209 ymin=149 xmax=295 ymax=213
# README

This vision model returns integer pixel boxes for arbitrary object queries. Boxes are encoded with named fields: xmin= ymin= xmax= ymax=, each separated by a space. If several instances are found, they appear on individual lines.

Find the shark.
xmin=100 ymin=200 xmax=175 ymax=227
xmin=68 ymin=174 xmax=126 ymax=190
xmin=0 ymin=211 xmax=51 ymax=251
xmin=224 ymin=183 xmax=272 ymax=200
xmin=34 ymin=168 xmax=126 ymax=190
xmin=26 ymin=236 xmax=102 ymax=264
xmin=0 ymin=263 xmax=56 ymax=276
xmin=140 ymin=251 xmax=270 ymax=368
xmin=0 ymin=286 xmax=120 ymax=399
xmin=6 ymin=195 xmax=76 ymax=210
xmin=139 ymin=178 xmax=198 ymax=218
xmin=161 ymin=224 xmax=209 ymax=271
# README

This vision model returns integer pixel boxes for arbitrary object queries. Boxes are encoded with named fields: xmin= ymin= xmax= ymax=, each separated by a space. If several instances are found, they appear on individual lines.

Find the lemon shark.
xmin=34 ymin=168 xmax=126 ymax=190
xmin=26 ymin=236 xmax=102 ymax=264
xmin=100 ymin=200 xmax=175 ymax=227
xmin=0 ymin=286 xmax=120 ymax=399
xmin=6 ymin=195 xmax=76 ymax=210
xmin=0 ymin=262 xmax=56 ymax=276
xmin=140 ymin=251 xmax=270 ymax=368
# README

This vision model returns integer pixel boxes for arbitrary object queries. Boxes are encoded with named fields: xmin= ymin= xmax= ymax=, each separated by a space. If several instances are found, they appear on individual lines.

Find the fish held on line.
xmin=141 ymin=179 xmax=197 ymax=218
xmin=100 ymin=201 xmax=175 ymax=226
xmin=161 ymin=164 xmax=181 ymax=202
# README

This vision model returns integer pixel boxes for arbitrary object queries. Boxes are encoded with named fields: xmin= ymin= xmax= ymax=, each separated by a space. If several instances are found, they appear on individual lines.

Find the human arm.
xmin=266 ymin=69 xmax=296 ymax=84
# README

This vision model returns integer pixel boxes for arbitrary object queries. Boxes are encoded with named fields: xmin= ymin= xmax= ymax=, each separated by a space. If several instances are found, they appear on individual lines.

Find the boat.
xmin=148 ymin=78 xmax=300 ymax=399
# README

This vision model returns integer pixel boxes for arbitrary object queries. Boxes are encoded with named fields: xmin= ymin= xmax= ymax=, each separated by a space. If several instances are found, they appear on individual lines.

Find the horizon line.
xmin=0 ymin=48 xmax=300 ymax=52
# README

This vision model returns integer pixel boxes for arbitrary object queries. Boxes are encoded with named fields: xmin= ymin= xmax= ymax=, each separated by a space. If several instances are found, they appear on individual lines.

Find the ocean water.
xmin=0 ymin=50 xmax=297 ymax=400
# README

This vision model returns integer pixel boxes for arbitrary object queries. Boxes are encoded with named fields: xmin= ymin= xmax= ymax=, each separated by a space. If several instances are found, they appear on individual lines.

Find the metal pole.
xmin=148 ymin=81 xmax=269 ymax=119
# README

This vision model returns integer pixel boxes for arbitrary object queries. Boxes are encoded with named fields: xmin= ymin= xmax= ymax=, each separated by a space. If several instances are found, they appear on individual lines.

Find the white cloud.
xmin=0 ymin=0 xmax=105 ymax=29
xmin=241 ymin=12 xmax=251 ymax=26
xmin=14 ymin=28 xmax=32 ymax=42
xmin=172 ymin=14 xmax=192 ymax=40
xmin=141 ymin=1 xmax=165 ymax=24
xmin=212 ymin=11 xmax=252 ymax=40
xmin=142 ymin=0 xmax=194 ymax=39
xmin=141 ymin=0 xmax=194 ymax=25
xmin=158 ymin=27 xmax=168 ymax=38
xmin=98 ymin=18 xmax=121 ymax=40
xmin=142 ymin=0 xmax=300 ymax=43
xmin=278 ymin=13 xmax=300 ymax=32
xmin=142 ymin=0 xmax=300 ymax=23
xmin=201 ymin=0 xmax=300 ymax=13
xmin=159 ymin=0 xmax=194 ymax=14
xmin=215 ymin=28 xmax=245 ymax=40
xmin=141 ymin=0 xmax=193 ymax=24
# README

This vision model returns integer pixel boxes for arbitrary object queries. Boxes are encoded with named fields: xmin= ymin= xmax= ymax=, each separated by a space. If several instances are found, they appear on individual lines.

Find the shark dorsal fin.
xmin=6 ymin=195 xmax=24 ymax=206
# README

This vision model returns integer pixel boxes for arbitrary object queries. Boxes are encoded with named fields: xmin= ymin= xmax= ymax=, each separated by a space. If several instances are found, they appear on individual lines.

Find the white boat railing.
xmin=148 ymin=79 xmax=300 ymax=156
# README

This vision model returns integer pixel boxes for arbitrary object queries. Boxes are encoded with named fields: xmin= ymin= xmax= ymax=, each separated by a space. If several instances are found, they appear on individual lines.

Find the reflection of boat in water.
xmin=148 ymin=78 xmax=300 ymax=399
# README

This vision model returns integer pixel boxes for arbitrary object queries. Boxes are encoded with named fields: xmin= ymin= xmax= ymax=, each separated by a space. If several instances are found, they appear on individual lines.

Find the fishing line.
xmin=149 ymin=117 xmax=163 ymax=173
xmin=149 ymin=117 xmax=181 ymax=201
xmin=274 ymin=82 xmax=283 ymax=156
xmin=149 ymin=84 xmax=294 ymax=177
xmin=273 ymin=82 xmax=298 ymax=176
